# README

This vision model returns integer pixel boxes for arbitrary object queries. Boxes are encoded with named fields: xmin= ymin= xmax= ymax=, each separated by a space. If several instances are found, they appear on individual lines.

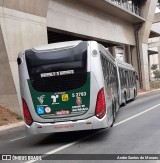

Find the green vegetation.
xmin=151 ymin=64 xmax=158 ymax=71
xmin=11 ymin=111 xmax=22 ymax=120
xmin=151 ymin=64 xmax=160 ymax=80
xmin=15 ymin=115 xmax=23 ymax=120
xmin=150 ymin=81 xmax=160 ymax=89
xmin=153 ymin=70 xmax=160 ymax=79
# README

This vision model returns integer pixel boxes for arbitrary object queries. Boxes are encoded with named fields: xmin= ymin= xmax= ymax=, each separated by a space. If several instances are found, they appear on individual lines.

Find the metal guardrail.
xmin=109 ymin=0 xmax=143 ymax=18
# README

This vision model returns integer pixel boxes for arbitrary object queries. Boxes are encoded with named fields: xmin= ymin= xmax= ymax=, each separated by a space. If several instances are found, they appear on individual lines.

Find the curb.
xmin=138 ymin=88 xmax=160 ymax=96
xmin=0 ymin=121 xmax=25 ymax=132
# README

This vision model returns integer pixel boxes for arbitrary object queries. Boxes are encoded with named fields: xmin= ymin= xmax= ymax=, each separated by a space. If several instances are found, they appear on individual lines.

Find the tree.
xmin=153 ymin=70 xmax=160 ymax=79
xmin=151 ymin=64 xmax=158 ymax=71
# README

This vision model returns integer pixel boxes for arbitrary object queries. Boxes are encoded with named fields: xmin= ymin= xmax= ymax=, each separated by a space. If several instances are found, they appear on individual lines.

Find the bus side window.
xmin=105 ymin=59 xmax=108 ymax=80
xmin=127 ymin=71 xmax=129 ymax=87
xmin=123 ymin=69 xmax=125 ymax=87
xmin=114 ymin=66 xmax=118 ymax=89
xmin=131 ymin=71 xmax=134 ymax=86
xmin=111 ymin=63 xmax=114 ymax=85
xmin=129 ymin=71 xmax=132 ymax=87
xmin=106 ymin=59 xmax=109 ymax=86
xmin=125 ymin=70 xmax=128 ymax=87
xmin=135 ymin=73 xmax=137 ymax=83
xmin=108 ymin=62 xmax=111 ymax=86
xmin=120 ymin=68 xmax=123 ymax=88
xmin=135 ymin=73 xmax=138 ymax=81
xmin=110 ymin=62 xmax=113 ymax=85
xmin=100 ymin=54 xmax=106 ymax=80
xmin=121 ymin=69 xmax=123 ymax=87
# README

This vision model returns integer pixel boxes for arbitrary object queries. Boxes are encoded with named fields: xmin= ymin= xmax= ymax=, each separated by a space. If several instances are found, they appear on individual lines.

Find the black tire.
xmin=113 ymin=101 xmax=116 ymax=122
xmin=123 ymin=93 xmax=127 ymax=106
xmin=111 ymin=101 xmax=116 ymax=127
xmin=132 ymin=90 xmax=136 ymax=101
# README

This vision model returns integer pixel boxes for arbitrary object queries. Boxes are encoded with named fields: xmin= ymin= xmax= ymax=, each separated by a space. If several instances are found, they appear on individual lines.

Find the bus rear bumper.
xmin=26 ymin=115 xmax=108 ymax=135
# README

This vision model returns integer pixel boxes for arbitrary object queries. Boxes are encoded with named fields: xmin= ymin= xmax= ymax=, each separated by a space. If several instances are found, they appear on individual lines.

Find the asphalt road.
xmin=1 ymin=90 xmax=160 ymax=163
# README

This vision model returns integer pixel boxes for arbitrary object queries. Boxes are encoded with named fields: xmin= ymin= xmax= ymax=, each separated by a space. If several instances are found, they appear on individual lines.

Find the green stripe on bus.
xmin=27 ymin=73 xmax=90 ymax=119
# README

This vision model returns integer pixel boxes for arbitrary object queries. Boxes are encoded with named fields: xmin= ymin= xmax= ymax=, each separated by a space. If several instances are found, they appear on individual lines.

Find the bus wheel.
xmin=113 ymin=101 xmax=116 ymax=122
xmin=123 ymin=93 xmax=127 ymax=106
xmin=132 ymin=90 xmax=136 ymax=101
xmin=111 ymin=102 xmax=116 ymax=127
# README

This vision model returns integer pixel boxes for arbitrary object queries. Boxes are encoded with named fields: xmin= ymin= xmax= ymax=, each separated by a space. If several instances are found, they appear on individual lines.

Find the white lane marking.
xmin=25 ymin=131 xmax=103 ymax=163
xmin=10 ymin=136 xmax=26 ymax=142
xmin=114 ymin=103 xmax=160 ymax=127
xmin=25 ymin=103 xmax=160 ymax=163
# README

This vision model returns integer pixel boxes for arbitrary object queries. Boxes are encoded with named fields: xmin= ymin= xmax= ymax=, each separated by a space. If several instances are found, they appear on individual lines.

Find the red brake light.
xmin=95 ymin=88 xmax=106 ymax=119
xmin=22 ymin=98 xmax=33 ymax=126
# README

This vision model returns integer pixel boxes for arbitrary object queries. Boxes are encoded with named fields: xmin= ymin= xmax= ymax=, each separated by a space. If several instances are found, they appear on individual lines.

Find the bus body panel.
xmin=21 ymin=42 xmax=92 ymax=122
xmin=26 ymin=115 xmax=108 ymax=135
xmin=98 ymin=44 xmax=119 ymax=120
xmin=21 ymin=71 xmax=100 ymax=123
xmin=18 ymin=41 xmax=112 ymax=135
xmin=18 ymin=41 xmax=137 ymax=135
xmin=89 ymin=41 xmax=113 ymax=127
xmin=116 ymin=59 xmax=137 ymax=105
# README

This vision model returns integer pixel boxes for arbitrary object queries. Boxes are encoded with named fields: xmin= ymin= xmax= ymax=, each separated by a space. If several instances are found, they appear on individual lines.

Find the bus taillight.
xmin=95 ymin=88 xmax=106 ymax=119
xmin=22 ymin=99 xmax=33 ymax=126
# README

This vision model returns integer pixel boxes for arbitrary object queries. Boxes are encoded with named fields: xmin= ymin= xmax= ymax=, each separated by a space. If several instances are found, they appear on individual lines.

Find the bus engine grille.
xmin=30 ymin=73 xmax=87 ymax=92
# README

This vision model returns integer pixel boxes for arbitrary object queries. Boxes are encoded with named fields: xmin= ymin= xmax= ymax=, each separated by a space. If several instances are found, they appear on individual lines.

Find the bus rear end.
xmin=18 ymin=41 xmax=109 ymax=135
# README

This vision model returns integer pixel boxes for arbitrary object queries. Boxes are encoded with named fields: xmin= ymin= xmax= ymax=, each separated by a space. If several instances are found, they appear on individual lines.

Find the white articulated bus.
xmin=116 ymin=59 xmax=137 ymax=106
xmin=17 ymin=41 xmax=137 ymax=135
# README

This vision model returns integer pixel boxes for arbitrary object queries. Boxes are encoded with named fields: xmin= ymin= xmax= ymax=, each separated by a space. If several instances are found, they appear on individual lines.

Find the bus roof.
xmin=32 ymin=40 xmax=82 ymax=52
xmin=116 ymin=59 xmax=135 ymax=71
xmin=98 ymin=43 xmax=115 ymax=63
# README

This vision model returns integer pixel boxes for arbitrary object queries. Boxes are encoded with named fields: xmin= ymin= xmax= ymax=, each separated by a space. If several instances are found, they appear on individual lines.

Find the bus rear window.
xmin=25 ymin=42 xmax=88 ymax=92
xmin=25 ymin=42 xmax=87 ymax=79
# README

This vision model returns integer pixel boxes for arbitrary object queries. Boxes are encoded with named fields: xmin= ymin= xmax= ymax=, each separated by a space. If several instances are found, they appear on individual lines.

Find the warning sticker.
xmin=62 ymin=94 xmax=69 ymax=102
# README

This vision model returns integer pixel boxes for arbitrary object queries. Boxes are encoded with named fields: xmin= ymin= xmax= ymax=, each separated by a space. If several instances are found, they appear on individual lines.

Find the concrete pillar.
xmin=0 ymin=26 xmax=19 ymax=113
xmin=122 ymin=45 xmax=126 ymax=62
xmin=148 ymin=55 xmax=151 ymax=81
xmin=135 ymin=0 xmax=157 ymax=90
xmin=131 ymin=46 xmax=140 ymax=89
xmin=158 ymin=47 xmax=160 ymax=70
xmin=138 ymin=43 xmax=150 ymax=90
xmin=108 ymin=46 xmax=116 ymax=58
xmin=124 ymin=45 xmax=131 ymax=64
xmin=0 ymin=1 xmax=49 ymax=114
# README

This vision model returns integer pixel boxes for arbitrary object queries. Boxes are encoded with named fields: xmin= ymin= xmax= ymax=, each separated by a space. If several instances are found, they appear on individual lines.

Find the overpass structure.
xmin=0 ymin=0 xmax=158 ymax=114
xmin=148 ymin=0 xmax=160 ymax=77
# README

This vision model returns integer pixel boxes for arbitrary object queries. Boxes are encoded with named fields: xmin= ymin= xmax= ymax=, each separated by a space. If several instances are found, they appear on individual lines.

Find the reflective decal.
xmin=51 ymin=95 xmax=59 ymax=105
xmin=76 ymin=97 xmax=82 ymax=105
xmin=56 ymin=110 xmax=70 ymax=115
xmin=37 ymin=106 xmax=45 ymax=115
xmin=27 ymin=72 xmax=90 ymax=118
xmin=62 ymin=94 xmax=69 ymax=102
xmin=72 ymin=105 xmax=88 ymax=112
xmin=37 ymin=95 xmax=45 ymax=105
xmin=45 ymin=107 xmax=51 ymax=114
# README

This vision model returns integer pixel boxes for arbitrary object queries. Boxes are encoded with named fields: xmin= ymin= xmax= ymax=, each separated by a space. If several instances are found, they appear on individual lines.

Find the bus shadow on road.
xmin=34 ymin=129 xmax=111 ymax=146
